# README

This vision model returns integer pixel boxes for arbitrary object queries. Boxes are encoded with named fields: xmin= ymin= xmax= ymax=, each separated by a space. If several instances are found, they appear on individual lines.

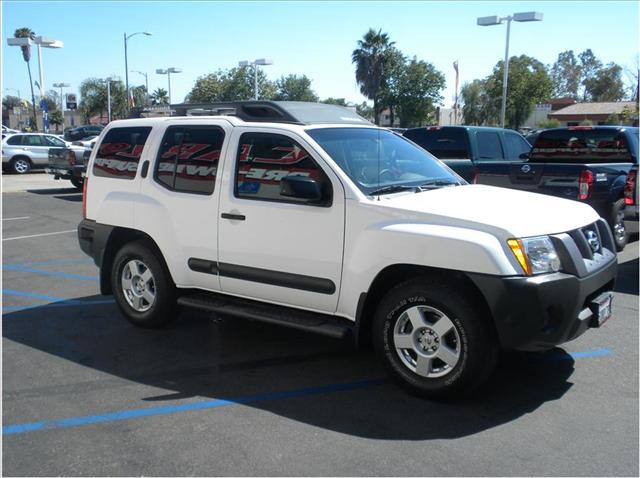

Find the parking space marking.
xmin=2 ymin=379 xmax=386 ymax=435
xmin=3 ymin=230 xmax=76 ymax=242
xmin=2 ymin=264 xmax=98 ymax=282
xmin=2 ymin=289 xmax=71 ymax=303
xmin=2 ymin=299 xmax=114 ymax=314
xmin=2 ymin=216 xmax=30 ymax=221
xmin=1 ymin=347 xmax=614 ymax=436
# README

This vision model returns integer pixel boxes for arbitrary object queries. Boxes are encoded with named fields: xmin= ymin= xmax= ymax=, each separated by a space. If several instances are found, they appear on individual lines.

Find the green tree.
xmin=394 ymin=58 xmax=445 ymax=127
xmin=2 ymin=95 xmax=22 ymax=110
xmin=460 ymin=79 xmax=497 ymax=125
xmin=129 ymin=85 xmax=147 ymax=107
xmin=273 ymin=74 xmax=318 ymax=102
xmin=150 ymin=87 xmax=169 ymax=105
xmin=583 ymin=63 xmax=626 ymax=102
xmin=550 ymin=50 xmax=582 ymax=99
xmin=321 ymin=97 xmax=349 ymax=106
xmin=355 ymin=102 xmax=374 ymax=121
xmin=13 ymin=27 xmax=37 ymax=128
xmin=578 ymin=49 xmax=602 ymax=100
xmin=187 ymin=67 xmax=276 ymax=102
xmin=79 ymin=78 xmax=127 ymax=123
xmin=486 ymin=55 xmax=552 ymax=129
xmin=49 ymin=110 xmax=64 ymax=131
xmin=621 ymin=103 xmax=638 ymax=124
xmin=352 ymin=28 xmax=396 ymax=125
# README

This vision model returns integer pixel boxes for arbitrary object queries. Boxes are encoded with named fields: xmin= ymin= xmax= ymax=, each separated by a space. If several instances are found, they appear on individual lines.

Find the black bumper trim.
xmin=467 ymin=258 xmax=617 ymax=351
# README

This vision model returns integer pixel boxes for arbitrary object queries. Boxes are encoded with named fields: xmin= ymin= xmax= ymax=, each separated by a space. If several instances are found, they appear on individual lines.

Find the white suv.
xmin=78 ymin=101 xmax=617 ymax=398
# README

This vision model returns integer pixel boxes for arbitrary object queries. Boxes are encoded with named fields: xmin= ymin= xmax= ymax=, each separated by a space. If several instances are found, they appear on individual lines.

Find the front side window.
xmin=24 ymin=135 xmax=43 ymax=146
xmin=92 ymin=127 xmax=151 ymax=180
xmin=235 ymin=132 xmax=331 ymax=205
xmin=308 ymin=128 xmax=462 ymax=195
xmin=403 ymin=128 xmax=470 ymax=159
xmin=44 ymin=135 xmax=65 ymax=147
xmin=154 ymin=125 xmax=224 ymax=195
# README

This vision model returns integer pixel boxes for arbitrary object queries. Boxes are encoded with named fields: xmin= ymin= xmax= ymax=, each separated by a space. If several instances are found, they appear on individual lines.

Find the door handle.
xmin=221 ymin=212 xmax=246 ymax=221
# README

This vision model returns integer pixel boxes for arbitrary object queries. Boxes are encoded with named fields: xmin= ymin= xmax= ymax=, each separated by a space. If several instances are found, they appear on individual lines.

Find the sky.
xmin=2 ymin=0 xmax=639 ymax=108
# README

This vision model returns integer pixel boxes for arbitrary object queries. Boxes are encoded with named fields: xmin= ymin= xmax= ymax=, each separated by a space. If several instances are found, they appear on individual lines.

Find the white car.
xmin=77 ymin=101 xmax=617 ymax=398
xmin=2 ymin=124 xmax=20 ymax=134
xmin=2 ymin=133 xmax=70 ymax=173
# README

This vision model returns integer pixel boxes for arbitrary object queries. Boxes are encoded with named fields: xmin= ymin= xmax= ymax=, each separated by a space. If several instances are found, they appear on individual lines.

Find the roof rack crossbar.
xmin=169 ymin=101 xmax=305 ymax=124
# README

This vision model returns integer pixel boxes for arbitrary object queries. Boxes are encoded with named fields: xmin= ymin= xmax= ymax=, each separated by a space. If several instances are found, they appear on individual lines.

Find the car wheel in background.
xmin=10 ymin=157 xmax=31 ymax=174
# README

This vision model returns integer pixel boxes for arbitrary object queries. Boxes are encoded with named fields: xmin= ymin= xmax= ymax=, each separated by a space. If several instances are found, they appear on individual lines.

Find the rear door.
xmin=403 ymin=127 xmax=474 ymax=181
xmin=22 ymin=135 xmax=49 ymax=165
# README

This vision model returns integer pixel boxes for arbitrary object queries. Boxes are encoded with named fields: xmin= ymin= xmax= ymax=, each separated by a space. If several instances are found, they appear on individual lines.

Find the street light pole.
xmin=132 ymin=70 xmax=149 ymax=105
xmin=155 ymin=67 xmax=182 ymax=105
xmin=124 ymin=31 xmax=152 ymax=109
xmin=477 ymin=11 xmax=543 ymax=128
xmin=53 ymin=82 xmax=69 ymax=131
xmin=238 ymin=59 xmax=273 ymax=100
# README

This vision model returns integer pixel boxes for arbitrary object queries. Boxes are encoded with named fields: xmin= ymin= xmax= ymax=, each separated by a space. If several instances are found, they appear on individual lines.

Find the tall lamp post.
xmin=52 ymin=82 xmax=70 ymax=130
xmin=477 ymin=11 xmax=543 ymax=128
xmin=102 ymin=76 xmax=120 ymax=123
xmin=238 ymin=58 xmax=273 ymax=100
xmin=155 ymin=67 xmax=182 ymax=105
xmin=124 ymin=31 xmax=152 ymax=108
xmin=131 ymin=70 xmax=149 ymax=105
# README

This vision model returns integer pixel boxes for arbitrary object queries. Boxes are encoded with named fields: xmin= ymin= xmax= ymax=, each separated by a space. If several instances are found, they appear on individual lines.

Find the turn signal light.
xmin=507 ymin=239 xmax=531 ymax=275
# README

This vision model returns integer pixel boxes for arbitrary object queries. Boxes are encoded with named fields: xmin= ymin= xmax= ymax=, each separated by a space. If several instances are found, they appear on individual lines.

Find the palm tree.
xmin=14 ymin=27 xmax=38 ymax=129
xmin=352 ymin=28 xmax=395 ymax=125
xmin=150 ymin=88 xmax=169 ymax=105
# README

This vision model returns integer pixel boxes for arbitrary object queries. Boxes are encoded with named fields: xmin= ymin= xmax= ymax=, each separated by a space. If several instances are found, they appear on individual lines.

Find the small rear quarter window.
xmin=93 ymin=127 xmax=151 ymax=180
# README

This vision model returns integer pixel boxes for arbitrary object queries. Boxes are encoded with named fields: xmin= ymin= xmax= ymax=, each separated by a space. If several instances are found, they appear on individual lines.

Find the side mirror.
xmin=280 ymin=175 xmax=323 ymax=202
xmin=519 ymin=152 xmax=530 ymax=160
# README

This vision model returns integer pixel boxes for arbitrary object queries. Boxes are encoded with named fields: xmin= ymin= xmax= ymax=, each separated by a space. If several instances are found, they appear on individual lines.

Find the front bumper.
xmin=468 ymin=258 xmax=617 ymax=351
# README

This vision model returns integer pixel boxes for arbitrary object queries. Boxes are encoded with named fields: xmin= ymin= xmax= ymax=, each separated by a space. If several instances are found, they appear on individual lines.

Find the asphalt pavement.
xmin=2 ymin=174 xmax=638 ymax=476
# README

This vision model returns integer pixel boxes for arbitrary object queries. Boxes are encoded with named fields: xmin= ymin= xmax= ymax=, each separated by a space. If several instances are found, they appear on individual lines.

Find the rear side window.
xmin=154 ymin=125 xmax=224 ymax=195
xmin=403 ymin=128 xmax=470 ymax=159
xmin=235 ymin=132 xmax=330 ymax=205
xmin=476 ymin=131 xmax=504 ymax=160
xmin=93 ymin=127 xmax=151 ymax=180
xmin=6 ymin=135 xmax=23 ymax=145
xmin=24 ymin=135 xmax=44 ymax=146
xmin=531 ymin=129 xmax=633 ymax=163
xmin=504 ymin=132 xmax=531 ymax=161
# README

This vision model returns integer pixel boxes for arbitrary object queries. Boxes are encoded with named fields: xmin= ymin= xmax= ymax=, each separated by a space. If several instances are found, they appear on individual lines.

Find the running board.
xmin=177 ymin=291 xmax=352 ymax=340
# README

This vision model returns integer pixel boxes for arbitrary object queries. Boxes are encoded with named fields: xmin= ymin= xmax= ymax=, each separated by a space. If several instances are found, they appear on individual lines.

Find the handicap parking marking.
xmin=2 ymin=288 xmax=72 ymax=303
xmin=1 ymin=348 xmax=614 ymax=436
xmin=2 ymin=264 xmax=98 ymax=282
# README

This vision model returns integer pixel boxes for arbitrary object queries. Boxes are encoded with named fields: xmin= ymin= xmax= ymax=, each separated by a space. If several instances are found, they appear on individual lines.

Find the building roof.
xmin=549 ymin=101 xmax=637 ymax=118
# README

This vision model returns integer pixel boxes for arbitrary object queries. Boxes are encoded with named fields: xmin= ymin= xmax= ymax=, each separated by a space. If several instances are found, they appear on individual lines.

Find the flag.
xmin=453 ymin=60 xmax=459 ymax=74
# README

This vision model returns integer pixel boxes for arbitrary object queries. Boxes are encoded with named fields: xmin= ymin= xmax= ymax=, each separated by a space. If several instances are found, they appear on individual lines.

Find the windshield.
xmin=307 ymin=128 xmax=462 ymax=195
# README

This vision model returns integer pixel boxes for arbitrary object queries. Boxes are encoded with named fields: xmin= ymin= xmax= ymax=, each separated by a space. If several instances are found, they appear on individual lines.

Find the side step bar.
xmin=177 ymin=291 xmax=353 ymax=340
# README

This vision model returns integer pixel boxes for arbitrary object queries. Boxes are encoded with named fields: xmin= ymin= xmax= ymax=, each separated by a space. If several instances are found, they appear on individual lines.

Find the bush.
xmin=537 ymin=118 xmax=561 ymax=129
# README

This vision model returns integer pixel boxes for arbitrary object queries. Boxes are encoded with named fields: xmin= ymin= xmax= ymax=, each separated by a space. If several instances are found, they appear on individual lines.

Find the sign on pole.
xmin=66 ymin=93 xmax=77 ymax=110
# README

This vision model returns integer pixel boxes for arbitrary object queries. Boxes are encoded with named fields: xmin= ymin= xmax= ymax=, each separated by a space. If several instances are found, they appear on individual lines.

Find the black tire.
xmin=70 ymin=176 xmax=84 ymax=190
xmin=111 ymin=241 xmax=177 ymax=328
xmin=372 ymin=277 xmax=498 ymax=399
xmin=10 ymin=156 xmax=31 ymax=174
xmin=608 ymin=198 xmax=628 ymax=252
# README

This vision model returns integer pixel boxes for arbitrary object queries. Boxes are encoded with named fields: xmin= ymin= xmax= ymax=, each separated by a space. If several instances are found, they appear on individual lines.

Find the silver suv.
xmin=2 ymin=133 xmax=69 ymax=174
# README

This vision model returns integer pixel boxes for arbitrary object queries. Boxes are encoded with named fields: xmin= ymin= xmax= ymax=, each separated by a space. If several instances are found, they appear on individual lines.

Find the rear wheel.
xmin=373 ymin=277 xmax=498 ymax=399
xmin=608 ymin=198 xmax=628 ymax=252
xmin=10 ymin=157 xmax=31 ymax=174
xmin=70 ymin=176 xmax=84 ymax=189
xmin=112 ymin=241 xmax=176 ymax=328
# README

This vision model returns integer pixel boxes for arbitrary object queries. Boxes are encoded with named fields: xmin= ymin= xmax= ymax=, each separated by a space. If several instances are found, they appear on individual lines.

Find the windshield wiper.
xmin=417 ymin=179 xmax=461 ymax=190
xmin=368 ymin=185 xmax=419 ymax=196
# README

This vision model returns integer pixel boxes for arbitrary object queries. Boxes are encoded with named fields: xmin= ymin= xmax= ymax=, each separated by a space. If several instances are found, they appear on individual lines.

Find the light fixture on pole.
xmin=155 ymin=67 xmax=182 ymax=105
xmin=4 ymin=87 xmax=21 ymax=99
xmin=102 ymin=76 xmax=120 ymax=123
xmin=477 ymin=11 xmax=543 ymax=128
xmin=53 ymin=82 xmax=70 ymax=130
xmin=124 ymin=31 xmax=152 ymax=109
xmin=131 ymin=70 xmax=149 ymax=105
xmin=238 ymin=58 xmax=273 ymax=100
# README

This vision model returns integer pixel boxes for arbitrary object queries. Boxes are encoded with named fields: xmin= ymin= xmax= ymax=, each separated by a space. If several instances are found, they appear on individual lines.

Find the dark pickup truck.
xmin=474 ymin=126 xmax=639 ymax=251
xmin=402 ymin=126 xmax=532 ymax=182
xmin=47 ymin=145 xmax=91 ymax=189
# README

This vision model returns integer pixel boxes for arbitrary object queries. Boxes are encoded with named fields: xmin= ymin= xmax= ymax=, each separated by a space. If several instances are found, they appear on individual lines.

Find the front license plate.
xmin=590 ymin=292 xmax=613 ymax=327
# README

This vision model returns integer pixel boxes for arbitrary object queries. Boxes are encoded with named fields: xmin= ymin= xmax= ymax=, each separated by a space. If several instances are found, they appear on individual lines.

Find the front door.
xmin=217 ymin=129 xmax=344 ymax=313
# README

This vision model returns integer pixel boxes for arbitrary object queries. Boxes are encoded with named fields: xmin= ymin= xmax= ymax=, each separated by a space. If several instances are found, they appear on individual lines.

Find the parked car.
xmin=73 ymin=135 xmax=99 ymax=149
xmin=64 ymin=124 xmax=104 ymax=142
xmin=402 ymin=126 xmax=532 ymax=181
xmin=2 ymin=125 xmax=20 ymax=134
xmin=473 ymin=126 xmax=639 ymax=251
xmin=78 ymin=101 xmax=617 ymax=399
xmin=47 ymin=144 xmax=91 ymax=189
xmin=2 ymin=133 xmax=70 ymax=174
xmin=624 ymin=163 xmax=638 ymax=223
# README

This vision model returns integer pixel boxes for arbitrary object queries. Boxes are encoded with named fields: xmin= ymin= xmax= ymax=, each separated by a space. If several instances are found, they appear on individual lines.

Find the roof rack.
xmin=168 ymin=101 xmax=372 ymax=126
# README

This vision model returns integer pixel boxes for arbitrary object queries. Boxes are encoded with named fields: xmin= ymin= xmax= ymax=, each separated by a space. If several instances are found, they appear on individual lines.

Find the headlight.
xmin=507 ymin=236 xmax=561 ymax=275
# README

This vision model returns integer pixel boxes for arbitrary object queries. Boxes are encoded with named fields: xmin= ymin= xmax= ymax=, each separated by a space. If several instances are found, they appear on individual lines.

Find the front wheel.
xmin=608 ymin=198 xmax=628 ymax=252
xmin=373 ymin=277 xmax=498 ymax=399
xmin=70 ymin=176 xmax=84 ymax=190
xmin=10 ymin=157 xmax=31 ymax=174
xmin=112 ymin=241 xmax=176 ymax=328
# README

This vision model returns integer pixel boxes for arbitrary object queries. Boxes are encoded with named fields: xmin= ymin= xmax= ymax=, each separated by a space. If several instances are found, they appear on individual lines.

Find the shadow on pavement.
xmin=615 ymin=257 xmax=639 ymax=295
xmin=3 ymin=296 xmax=575 ymax=440
xmin=26 ymin=187 xmax=80 ymax=195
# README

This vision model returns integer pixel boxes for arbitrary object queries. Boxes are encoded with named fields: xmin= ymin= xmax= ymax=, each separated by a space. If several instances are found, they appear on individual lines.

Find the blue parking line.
xmin=567 ymin=348 xmax=611 ymax=359
xmin=2 ymin=264 xmax=98 ymax=282
xmin=15 ymin=259 xmax=93 ymax=267
xmin=3 ymin=379 xmax=385 ymax=435
xmin=2 ymin=299 xmax=115 ymax=314
xmin=2 ymin=289 xmax=71 ymax=303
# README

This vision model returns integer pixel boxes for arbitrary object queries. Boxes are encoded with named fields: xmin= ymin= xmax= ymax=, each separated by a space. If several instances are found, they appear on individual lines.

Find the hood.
xmin=377 ymin=184 xmax=600 ymax=238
